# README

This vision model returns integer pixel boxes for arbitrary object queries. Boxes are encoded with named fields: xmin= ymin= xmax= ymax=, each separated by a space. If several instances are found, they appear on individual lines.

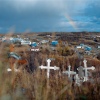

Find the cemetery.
xmin=1 ymin=0 xmax=100 ymax=98
xmin=0 ymin=32 xmax=100 ymax=99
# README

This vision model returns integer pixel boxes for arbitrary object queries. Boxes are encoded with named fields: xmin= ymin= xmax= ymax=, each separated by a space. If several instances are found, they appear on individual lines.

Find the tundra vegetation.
xmin=0 ymin=33 xmax=100 ymax=100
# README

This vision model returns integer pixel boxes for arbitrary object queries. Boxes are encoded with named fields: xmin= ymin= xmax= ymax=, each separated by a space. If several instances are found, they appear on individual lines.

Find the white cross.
xmin=83 ymin=59 xmax=95 ymax=81
xmin=39 ymin=59 xmax=59 ymax=78
xmin=62 ymin=65 xmax=76 ymax=77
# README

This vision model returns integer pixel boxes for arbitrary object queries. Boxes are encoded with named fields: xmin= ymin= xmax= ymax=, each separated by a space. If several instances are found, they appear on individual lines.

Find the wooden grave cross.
xmin=63 ymin=65 xmax=76 ymax=78
xmin=83 ymin=59 xmax=95 ymax=81
xmin=39 ymin=59 xmax=59 ymax=78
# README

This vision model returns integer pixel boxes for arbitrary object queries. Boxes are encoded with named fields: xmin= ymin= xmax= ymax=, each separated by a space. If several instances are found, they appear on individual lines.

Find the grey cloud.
xmin=0 ymin=0 xmax=90 ymax=15
xmin=0 ymin=0 xmax=100 ymax=32
xmin=83 ymin=0 xmax=100 ymax=17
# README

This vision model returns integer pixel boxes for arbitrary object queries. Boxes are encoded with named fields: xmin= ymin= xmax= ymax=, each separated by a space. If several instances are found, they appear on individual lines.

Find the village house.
xmin=31 ymin=42 xmax=38 ymax=47
xmin=21 ymin=40 xmax=31 ymax=45
xmin=51 ymin=41 xmax=58 ymax=46
xmin=97 ymin=45 xmax=100 ymax=49
xmin=8 ymin=52 xmax=21 ymax=60
xmin=40 ymin=40 xmax=49 ymax=44
xmin=76 ymin=44 xmax=85 ymax=49
xmin=30 ymin=47 xmax=40 ymax=52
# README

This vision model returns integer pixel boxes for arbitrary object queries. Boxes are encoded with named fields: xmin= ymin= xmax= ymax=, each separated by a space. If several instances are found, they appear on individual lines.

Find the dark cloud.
xmin=85 ymin=1 xmax=100 ymax=14
xmin=0 ymin=0 xmax=100 ymax=32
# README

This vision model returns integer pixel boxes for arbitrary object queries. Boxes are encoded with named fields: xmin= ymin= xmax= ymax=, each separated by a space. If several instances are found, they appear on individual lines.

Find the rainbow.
xmin=64 ymin=14 xmax=79 ymax=31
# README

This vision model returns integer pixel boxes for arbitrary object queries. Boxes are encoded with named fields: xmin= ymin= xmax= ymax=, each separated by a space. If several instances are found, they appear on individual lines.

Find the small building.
xmin=97 ymin=46 xmax=100 ymax=49
xmin=76 ymin=44 xmax=85 ymax=49
xmin=76 ymin=46 xmax=82 ymax=49
xmin=8 ymin=52 xmax=21 ymax=60
xmin=51 ymin=41 xmax=58 ymax=46
xmin=80 ymin=44 xmax=84 ymax=47
xmin=30 ymin=47 xmax=40 ymax=52
xmin=41 ymin=40 xmax=49 ymax=44
xmin=51 ymin=47 xmax=56 ymax=51
xmin=2 ymin=36 xmax=6 ymax=41
xmin=3 ymin=40 xmax=14 ymax=43
xmin=21 ymin=40 xmax=31 ymax=45
xmin=46 ymin=35 xmax=51 ymax=38
xmin=85 ymin=46 xmax=92 ymax=51
xmin=31 ymin=42 xmax=37 ymax=47
xmin=10 ymin=38 xmax=23 ymax=43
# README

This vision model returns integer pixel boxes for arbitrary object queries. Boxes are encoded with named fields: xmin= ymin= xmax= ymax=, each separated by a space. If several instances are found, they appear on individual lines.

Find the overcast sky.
xmin=0 ymin=0 xmax=100 ymax=33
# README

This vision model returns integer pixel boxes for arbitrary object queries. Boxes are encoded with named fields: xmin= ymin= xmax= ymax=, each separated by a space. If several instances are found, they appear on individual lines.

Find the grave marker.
xmin=83 ymin=59 xmax=95 ymax=81
xmin=63 ymin=65 xmax=76 ymax=78
xmin=39 ymin=59 xmax=59 ymax=78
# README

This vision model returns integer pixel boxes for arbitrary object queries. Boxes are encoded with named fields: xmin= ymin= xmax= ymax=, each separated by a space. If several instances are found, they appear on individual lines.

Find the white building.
xmin=97 ymin=46 xmax=100 ymax=49
xmin=41 ymin=40 xmax=49 ymax=44
xmin=31 ymin=47 xmax=40 ymax=52
xmin=21 ymin=40 xmax=31 ymax=45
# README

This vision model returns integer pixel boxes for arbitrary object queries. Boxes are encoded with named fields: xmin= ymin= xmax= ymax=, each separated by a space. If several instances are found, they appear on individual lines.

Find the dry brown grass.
xmin=14 ymin=45 xmax=30 ymax=53
xmin=0 ymin=39 xmax=100 ymax=100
